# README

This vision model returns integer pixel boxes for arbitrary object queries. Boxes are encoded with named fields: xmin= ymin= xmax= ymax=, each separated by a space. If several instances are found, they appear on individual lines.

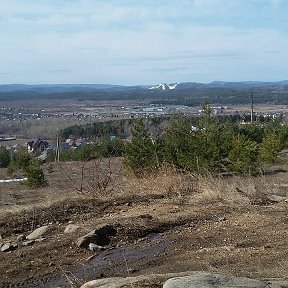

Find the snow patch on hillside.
xmin=149 ymin=83 xmax=179 ymax=90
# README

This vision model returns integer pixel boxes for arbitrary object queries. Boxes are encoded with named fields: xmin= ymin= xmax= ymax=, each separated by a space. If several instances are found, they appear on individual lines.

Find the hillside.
xmin=0 ymin=159 xmax=288 ymax=287
xmin=1 ymin=81 xmax=288 ymax=106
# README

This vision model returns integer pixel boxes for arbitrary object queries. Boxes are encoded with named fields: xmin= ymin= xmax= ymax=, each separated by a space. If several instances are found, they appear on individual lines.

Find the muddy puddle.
xmin=22 ymin=233 xmax=171 ymax=288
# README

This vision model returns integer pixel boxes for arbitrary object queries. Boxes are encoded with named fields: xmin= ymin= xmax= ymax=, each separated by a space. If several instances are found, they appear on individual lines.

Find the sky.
xmin=0 ymin=0 xmax=288 ymax=85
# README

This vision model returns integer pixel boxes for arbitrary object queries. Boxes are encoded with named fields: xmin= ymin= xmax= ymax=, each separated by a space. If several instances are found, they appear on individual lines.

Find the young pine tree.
xmin=228 ymin=134 xmax=259 ymax=174
xmin=124 ymin=119 xmax=157 ymax=177
xmin=26 ymin=159 xmax=48 ymax=188
xmin=0 ymin=146 xmax=10 ymax=168
xmin=260 ymin=132 xmax=281 ymax=164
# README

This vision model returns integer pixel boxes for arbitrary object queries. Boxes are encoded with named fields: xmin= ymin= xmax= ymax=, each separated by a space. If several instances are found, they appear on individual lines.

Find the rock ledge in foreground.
xmin=80 ymin=271 xmax=288 ymax=288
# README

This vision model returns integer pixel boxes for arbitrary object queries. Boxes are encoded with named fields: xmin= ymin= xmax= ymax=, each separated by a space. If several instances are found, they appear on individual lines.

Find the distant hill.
xmin=148 ymin=80 xmax=288 ymax=90
xmin=1 ymin=80 xmax=288 ymax=93
xmin=1 ymin=81 xmax=288 ymax=106
xmin=0 ymin=83 xmax=144 ymax=93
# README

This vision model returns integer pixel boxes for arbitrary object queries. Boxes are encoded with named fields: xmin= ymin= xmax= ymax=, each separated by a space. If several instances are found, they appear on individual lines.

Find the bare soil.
xmin=0 ymin=160 xmax=288 ymax=287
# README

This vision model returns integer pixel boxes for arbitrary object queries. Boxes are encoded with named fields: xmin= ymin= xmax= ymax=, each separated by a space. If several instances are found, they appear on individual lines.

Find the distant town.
xmin=0 ymin=102 xmax=286 ymax=123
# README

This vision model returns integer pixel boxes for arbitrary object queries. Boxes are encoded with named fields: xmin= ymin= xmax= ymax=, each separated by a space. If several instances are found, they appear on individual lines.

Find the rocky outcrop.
xmin=80 ymin=272 xmax=288 ymax=288
xmin=80 ymin=275 xmax=164 ymax=288
xmin=163 ymin=273 xmax=268 ymax=288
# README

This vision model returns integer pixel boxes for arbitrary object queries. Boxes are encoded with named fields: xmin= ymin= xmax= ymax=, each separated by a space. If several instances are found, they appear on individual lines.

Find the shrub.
xmin=0 ymin=146 xmax=10 ymax=168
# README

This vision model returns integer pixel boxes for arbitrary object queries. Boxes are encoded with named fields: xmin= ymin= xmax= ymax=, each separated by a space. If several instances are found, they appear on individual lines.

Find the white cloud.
xmin=0 ymin=0 xmax=288 ymax=84
xmin=270 ymin=0 xmax=283 ymax=7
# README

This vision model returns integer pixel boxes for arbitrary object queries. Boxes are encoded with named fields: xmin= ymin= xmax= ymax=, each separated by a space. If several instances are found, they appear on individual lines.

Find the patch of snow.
xmin=167 ymin=83 xmax=178 ymax=89
xmin=149 ymin=84 xmax=163 ymax=90
xmin=149 ymin=83 xmax=179 ymax=90
xmin=0 ymin=178 xmax=27 ymax=183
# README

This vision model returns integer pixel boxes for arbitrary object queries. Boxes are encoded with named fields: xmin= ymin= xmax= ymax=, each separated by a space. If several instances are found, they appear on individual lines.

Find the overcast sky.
xmin=1 ymin=0 xmax=288 ymax=85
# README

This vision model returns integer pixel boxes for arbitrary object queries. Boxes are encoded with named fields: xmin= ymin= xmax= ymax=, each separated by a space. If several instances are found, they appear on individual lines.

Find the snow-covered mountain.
xmin=149 ymin=83 xmax=179 ymax=90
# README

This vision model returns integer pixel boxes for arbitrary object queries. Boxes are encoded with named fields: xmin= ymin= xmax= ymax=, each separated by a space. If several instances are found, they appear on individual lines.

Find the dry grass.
xmin=1 ymin=160 xmax=288 ymax=285
xmin=0 ymin=158 xmax=122 ymax=217
xmin=46 ymin=158 xmax=122 ymax=195
xmin=0 ymin=184 xmax=81 ymax=218
xmin=117 ymin=167 xmax=281 ymax=206
xmin=191 ymin=175 xmax=270 ymax=205
xmin=117 ymin=165 xmax=198 ymax=197
xmin=1 ymin=159 xmax=287 ymax=218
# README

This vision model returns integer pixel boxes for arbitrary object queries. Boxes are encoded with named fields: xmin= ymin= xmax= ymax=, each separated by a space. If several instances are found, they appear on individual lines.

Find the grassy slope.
xmin=0 ymin=159 xmax=288 ymax=286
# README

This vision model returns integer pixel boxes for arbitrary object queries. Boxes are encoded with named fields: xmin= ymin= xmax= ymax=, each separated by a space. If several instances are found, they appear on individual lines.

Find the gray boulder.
xmin=1 ymin=242 xmax=18 ymax=252
xmin=76 ymin=233 xmax=97 ymax=248
xmin=163 ymin=273 xmax=268 ymax=288
xmin=27 ymin=225 xmax=50 ymax=240
xmin=76 ymin=224 xmax=117 ymax=248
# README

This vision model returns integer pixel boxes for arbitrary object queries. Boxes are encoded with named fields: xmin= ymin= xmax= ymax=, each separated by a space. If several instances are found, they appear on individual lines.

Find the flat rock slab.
xmin=266 ymin=194 xmax=287 ymax=203
xmin=163 ymin=273 xmax=267 ymax=288
xmin=80 ymin=272 xmax=288 ymax=288
xmin=27 ymin=225 xmax=50 ymax=240
xmin=80 ymin=274 xmax=166 ymax=288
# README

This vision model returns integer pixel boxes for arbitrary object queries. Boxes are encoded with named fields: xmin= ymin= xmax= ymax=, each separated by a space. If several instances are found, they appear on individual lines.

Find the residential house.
xmin=27 ymin=138 xmax=48 ymax=156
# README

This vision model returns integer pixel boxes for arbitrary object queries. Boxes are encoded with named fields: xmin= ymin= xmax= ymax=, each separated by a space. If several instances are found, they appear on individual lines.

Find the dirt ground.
xmin=0 ymin=160 xmax=288 ymax=288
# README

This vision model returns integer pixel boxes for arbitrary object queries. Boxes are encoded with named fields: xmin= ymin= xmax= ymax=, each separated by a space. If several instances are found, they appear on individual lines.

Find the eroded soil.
xmin=0 ymin=190 xmax=287 ymax=288
xmin=1 ymin=160 xmax=288 ymax=287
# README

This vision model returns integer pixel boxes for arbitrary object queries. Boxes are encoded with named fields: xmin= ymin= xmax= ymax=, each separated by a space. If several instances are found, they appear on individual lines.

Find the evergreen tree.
xmin=228 ymin=134 xmax=259 ymax=174
xmin=7 ymin=151 xmax=48 ymax=188
xmin=260 ymin=132 xmax=281 ymax=164
xmin=124 ymin=119 xmax=157 ymax=176
xmin=164 ymin=107 xmax=235 ymax=173
xmin=0 ymin=146 xmax=10 ymax=168
xmin=164 ymin=117 xmax=199 ymax=171
xmin=8 ymin=151 xmax=31 ymax=175
xmin=26 ymin=159 xmax=48 ymax=188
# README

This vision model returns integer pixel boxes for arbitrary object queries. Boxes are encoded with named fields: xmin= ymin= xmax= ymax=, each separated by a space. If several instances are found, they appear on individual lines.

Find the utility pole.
xmin=250 ymin=92 xmax=254 ymax=123
xmin=55 ymin=135 xmax=60 ymax=162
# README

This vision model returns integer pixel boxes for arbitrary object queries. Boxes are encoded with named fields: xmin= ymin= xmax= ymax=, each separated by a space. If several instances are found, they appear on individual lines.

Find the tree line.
xmin=124 ymin=102 xmax=288 ymax=176
xmin=60 ymin=117 xmax=168 ymax=140
xmin=1 ymin=101 xmax=288 ymax=189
